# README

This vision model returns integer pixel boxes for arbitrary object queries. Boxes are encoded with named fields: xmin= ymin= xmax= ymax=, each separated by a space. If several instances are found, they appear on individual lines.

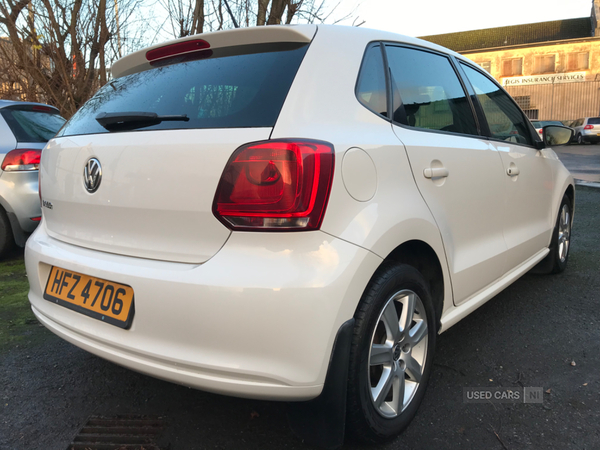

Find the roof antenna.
xmin=222 ymin=0 xmax=239 ymax=28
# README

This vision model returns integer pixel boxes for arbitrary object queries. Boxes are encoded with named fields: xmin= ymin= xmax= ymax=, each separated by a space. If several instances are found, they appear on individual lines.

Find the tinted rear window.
xmin=59 ymin=43 xmax=308 ymax=137
xmin=588 ymin=117 xmax=600 ymax=124
xmin=1 ymin=109 xmax=65 ymax=142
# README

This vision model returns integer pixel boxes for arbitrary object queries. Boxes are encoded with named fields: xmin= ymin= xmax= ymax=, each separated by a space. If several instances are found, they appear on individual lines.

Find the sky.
xmin=148 ymin=0 xmax=594 ymax=47
xmin=338 ymin=0 xmax=593 ymax=37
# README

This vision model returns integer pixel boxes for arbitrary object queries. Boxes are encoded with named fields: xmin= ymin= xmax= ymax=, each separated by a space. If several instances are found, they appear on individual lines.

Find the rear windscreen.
xmin=1 ymin=109 xmax=66 ymax=142
xmin=58 ymin=43 xmax=309 ymax=137
xmin=588 ymin=118 xmax=600 ymax=125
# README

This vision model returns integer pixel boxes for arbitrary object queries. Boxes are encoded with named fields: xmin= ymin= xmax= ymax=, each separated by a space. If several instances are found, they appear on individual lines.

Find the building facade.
xmin=420 ymin=1 xmax=600 ymax=122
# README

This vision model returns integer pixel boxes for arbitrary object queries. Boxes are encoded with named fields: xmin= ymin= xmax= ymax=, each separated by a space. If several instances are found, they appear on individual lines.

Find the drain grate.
xmin=67 ymin=415 xmax=166 ymax=450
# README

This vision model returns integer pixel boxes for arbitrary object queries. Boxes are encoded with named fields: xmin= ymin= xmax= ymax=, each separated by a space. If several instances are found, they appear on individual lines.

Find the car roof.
xmin=0 ymin=99 xmax=60 ymax=113
xmin=111 ymin=24 xmax=471 ymax=79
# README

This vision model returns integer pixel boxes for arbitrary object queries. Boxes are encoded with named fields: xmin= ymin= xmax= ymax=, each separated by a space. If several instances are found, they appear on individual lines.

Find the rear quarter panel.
xmin=272 ymin=26 xmax=454 ymax=318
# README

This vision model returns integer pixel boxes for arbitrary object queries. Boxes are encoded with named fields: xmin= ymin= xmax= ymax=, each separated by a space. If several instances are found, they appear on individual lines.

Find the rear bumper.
xmin=580 ymin=130 xmax=600 ymax=143
xmin=26 ymin=224 xmax=381 ymax=400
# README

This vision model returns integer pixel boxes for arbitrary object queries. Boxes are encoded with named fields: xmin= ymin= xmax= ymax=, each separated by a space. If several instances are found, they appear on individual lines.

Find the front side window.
xmin=356 ymin=44 xmax=388 ymax=118
xmin=386 ymin=45 xmax=478 ymax=136
xmin=461 ymin=63 xmax=534 ymax=146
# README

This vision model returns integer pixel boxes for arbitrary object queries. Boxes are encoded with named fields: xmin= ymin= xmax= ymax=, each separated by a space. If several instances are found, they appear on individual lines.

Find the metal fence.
xmin=506 ymin=80 xmax=600 ymax=123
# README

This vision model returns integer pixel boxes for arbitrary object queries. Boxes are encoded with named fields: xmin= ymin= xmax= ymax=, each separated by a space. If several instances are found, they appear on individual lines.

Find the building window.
xmin=567 ymin=52 xmax=589 ymax=71
xmin=513 ymin=96 xmax=531 ymax=110
xmin=502 ymin=58 xmax=522 ymax=76
xmin=522 ymin=109 xmax=539 ymax=120
xmin=533 ymin=55 xmax=556 ymax=74
xmin=478 ymin=61 xmax=492 ymax=73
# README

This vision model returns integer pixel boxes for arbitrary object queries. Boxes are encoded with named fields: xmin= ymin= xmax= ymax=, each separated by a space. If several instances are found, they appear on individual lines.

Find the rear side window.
xmin=385 ymin=45 xmax=478 ymax=136
xmin=1 ymin=109 xmax=65 ymax=142
xmin=59 ymin=43 xmax=308 ymax=137
xmin=588 ymin=118 xmax=600 ymax=125
xmin=356 ymin=44 xmax=388 ymax=117
xmin=461 ymin=64 xmax=533 ymax=146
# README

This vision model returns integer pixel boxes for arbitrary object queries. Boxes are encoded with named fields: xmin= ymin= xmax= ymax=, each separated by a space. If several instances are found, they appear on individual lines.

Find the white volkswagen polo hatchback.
xmin=26 ymin=25 xmax=574 ymax=446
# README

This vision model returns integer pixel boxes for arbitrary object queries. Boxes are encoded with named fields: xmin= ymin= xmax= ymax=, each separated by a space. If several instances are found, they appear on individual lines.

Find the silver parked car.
xmin=571 ymin=117 xmax=600 ymax=144
xmin=530 ymin=120 xmax=566 ymax=138
xmin=0 ymin=100 xmax=65 ymax=257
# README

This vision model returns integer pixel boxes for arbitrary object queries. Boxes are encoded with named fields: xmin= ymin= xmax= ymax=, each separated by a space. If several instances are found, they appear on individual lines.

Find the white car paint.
xmin=25 ymin=24 xmax=574 ymax=403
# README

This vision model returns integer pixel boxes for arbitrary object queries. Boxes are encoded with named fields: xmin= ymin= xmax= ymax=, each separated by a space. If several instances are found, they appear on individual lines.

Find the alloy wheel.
xmin=558 ymin=203 xmax=571 ymax=263
xmin=368 ymin=289 xmax=428 ymax=418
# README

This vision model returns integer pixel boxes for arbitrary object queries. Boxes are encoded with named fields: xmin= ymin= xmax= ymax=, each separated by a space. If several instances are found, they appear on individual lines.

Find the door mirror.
xmin=543 ymin=126 xmax=574 ymax=147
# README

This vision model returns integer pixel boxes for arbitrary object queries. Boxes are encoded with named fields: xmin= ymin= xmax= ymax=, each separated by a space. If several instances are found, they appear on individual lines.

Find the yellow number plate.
xmin=43 ymin=266 xmax=135 ymax=329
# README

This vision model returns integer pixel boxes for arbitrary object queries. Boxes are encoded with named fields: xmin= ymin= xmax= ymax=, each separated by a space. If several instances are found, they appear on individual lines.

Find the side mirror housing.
xmin=542 ymin=125 xmax=574 ymax=148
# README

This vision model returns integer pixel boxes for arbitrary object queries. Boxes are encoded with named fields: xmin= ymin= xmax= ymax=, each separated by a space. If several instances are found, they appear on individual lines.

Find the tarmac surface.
xmin=554 ymin=143 xmax=600 ymax=185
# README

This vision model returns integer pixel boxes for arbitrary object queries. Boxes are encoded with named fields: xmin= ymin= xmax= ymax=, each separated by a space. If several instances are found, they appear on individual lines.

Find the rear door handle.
xmin=423 ymin=167 xmax=449 ymax=179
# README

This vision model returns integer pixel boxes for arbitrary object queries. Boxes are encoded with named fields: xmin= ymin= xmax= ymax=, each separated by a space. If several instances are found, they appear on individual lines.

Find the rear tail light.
xmin=213 ymin=140 xmax=335 ymax=231
xmin=538 ymin=129 xmax=543 ymax=134
xmin=584 ymin=124 xmax=594 ymax=130
xmin=1 ymin=148 xmax=42 ymax=171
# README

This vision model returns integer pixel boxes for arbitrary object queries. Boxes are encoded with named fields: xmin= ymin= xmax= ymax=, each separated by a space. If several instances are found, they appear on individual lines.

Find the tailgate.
xmin=41 ymin=128 xmax=271 ymax=263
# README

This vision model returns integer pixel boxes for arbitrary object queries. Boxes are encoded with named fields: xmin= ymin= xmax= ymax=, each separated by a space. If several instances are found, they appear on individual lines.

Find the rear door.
xmin=386 ymin=45 xmax=508 ymax=304
xmin=459 ymin=63 xmax=554 ymax=269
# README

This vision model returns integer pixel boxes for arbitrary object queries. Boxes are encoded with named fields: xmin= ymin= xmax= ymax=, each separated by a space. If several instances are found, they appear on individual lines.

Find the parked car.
xmin=25 ymin=25 xmax=574 ymax=447
xmin=561 ymin=119 xmax=576 ymax=128
xmin=571 ymin=117 xmax=600 ymax=144
xmin=0 ymin=100 xmax=65 ymax=257
xmin=531 ymin=120 xmax=566 ymax=137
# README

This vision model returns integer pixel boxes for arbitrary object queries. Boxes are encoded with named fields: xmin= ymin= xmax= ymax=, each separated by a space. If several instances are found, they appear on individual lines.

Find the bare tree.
xmin=160 ymin=0 xmax=358 ymax=39
xmin=0 ymin=0 xmax=148 ymax=117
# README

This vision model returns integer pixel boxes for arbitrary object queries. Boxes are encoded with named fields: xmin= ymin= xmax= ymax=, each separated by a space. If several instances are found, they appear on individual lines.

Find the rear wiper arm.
xmin=95 ymin=111 xmax=190 ymax=131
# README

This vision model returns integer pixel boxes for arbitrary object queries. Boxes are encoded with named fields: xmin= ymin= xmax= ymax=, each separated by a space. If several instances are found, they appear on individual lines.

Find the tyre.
xmin=576 ymin=133 xmax=583 ymax=145
xmin=347 ymin=263 xmax=436 ymax=443
xmin=0 ymin=207 xmax=15 ymax=258
xmin=548 ymin=195 xmax=572 ymax=274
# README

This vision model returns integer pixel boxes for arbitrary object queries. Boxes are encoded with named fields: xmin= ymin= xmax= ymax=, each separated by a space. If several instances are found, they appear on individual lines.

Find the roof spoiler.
xmin=111 ymin=25 xmax=317 ymax=79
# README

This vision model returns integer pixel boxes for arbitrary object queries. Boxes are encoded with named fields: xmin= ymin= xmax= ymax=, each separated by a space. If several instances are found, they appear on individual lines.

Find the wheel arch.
xmin=564 ymin=183 xmax=575 ymax=216
xmin=355 ymin=239 xmax=446 ymax=332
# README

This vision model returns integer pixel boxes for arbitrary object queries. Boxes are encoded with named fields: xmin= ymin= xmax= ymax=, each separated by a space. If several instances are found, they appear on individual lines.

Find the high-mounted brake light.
xmin=31 ymin=105 xmax=55 ymax=113
xmin=213 ymin=140 xmax=335 ymax=231
xmin=584 ymin=124 xmax=594 ymax=130
xmin=1 ymin=148 xmax=42 ymax=171
xmin=146 ymin=39 xmax=210 ymax=62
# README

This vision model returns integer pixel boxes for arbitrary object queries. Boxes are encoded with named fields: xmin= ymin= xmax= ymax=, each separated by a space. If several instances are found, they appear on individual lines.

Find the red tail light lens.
xmin=538 ymin=129 xmax=543 ymax=134
xmin=1 ymin=148 xmax=42 ymax=171
xmin=213 ymin=140 xmax=335 ymax=231
xmin=584 ymin=124 xmax=594 ymax=130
